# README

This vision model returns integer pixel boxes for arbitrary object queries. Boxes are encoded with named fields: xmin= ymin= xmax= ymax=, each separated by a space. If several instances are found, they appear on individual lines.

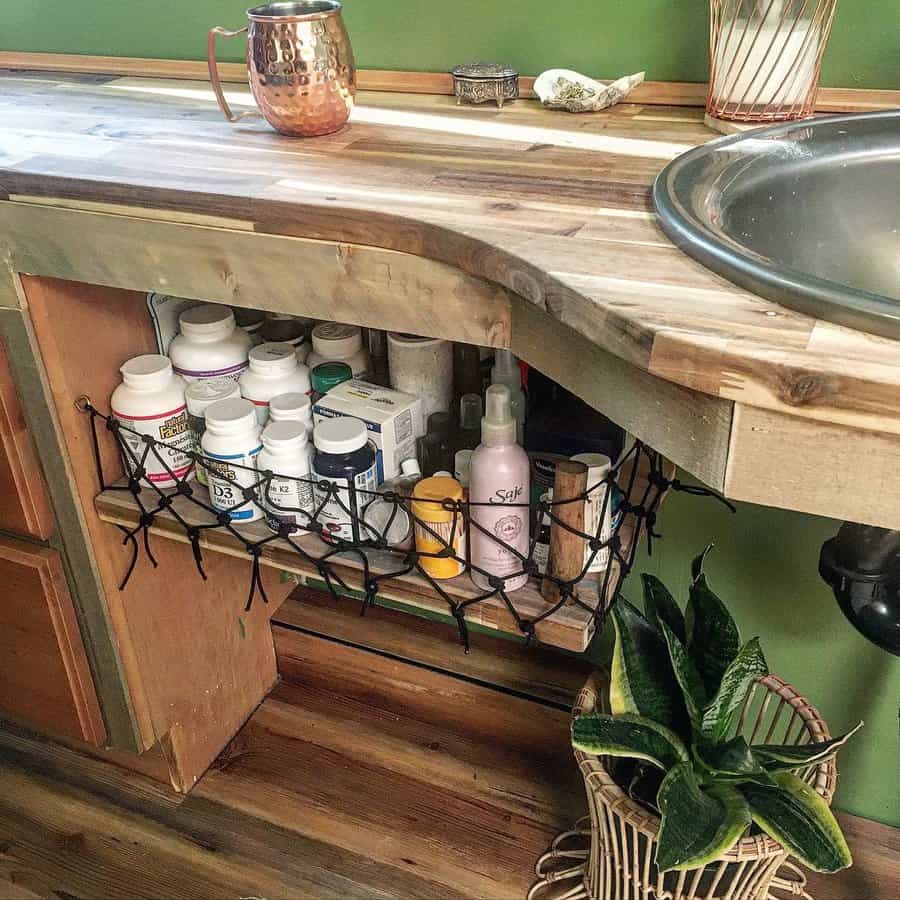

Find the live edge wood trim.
xmin=1 ymin=51 xmax=898 ymax=111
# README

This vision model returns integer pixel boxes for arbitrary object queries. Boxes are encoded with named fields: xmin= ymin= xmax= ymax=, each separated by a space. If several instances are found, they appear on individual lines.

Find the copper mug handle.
xmin=207 ymin=25 xmax=256 ymax=123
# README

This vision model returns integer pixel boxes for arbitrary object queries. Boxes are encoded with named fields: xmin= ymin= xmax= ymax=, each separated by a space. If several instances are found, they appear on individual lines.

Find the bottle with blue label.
xmin=201 ymin=398 xmax=264 ymax=523
xmin=312 ymin=416 xmax=378 ymax=543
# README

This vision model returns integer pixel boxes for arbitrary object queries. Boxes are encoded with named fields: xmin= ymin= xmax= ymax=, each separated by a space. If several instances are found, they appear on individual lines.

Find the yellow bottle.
xmin=411 ymin=476 xmax=465 ymax=580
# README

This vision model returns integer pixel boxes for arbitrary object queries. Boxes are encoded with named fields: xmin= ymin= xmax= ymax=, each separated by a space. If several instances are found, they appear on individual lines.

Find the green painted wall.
xmin=624 ymin=495 xmax=900 ymax=827
xmin=3 ymin=1 xmax=899 ymax=88
xmin=5 ymin=0 xmax=897 ymax=829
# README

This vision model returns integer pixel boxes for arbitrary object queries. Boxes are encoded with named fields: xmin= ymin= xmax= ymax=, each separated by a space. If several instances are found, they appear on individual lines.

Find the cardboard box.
xmin=313 ymin=379 xmax=423 ymax=482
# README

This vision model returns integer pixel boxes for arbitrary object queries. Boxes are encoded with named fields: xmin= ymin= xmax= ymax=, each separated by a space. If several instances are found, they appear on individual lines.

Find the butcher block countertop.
xmin=0 ymin=70 xmax=898 ymax=527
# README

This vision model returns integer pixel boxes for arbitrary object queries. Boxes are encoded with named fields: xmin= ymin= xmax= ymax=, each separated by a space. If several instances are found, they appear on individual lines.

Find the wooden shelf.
xmin=94 ymin=454 xmax=659 ymax=653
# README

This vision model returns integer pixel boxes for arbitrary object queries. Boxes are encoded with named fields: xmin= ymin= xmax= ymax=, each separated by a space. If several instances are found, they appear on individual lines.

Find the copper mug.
xmin=208 ymin=1 xmax=356 ymax=137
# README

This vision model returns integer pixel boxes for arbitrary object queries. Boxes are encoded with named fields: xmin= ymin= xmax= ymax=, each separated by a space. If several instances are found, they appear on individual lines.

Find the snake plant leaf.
xmin=753 ymin=722 xmax=864 ymax=773
xmin=642 ymin=574 xmax=685 ymax=642
xmin=685 ymin=576 xmax=741 ymax=698
xmin=610 ymin=599 xmax=688 ymax=732
xmin=696 ymin=736 xmax=771 ymax=785
xmin=659 ymin=621 xmax=708 ymax=730
xmin=701 ymin=638 xmax=768 ymax=744
xmin=656 ymin=762 xmax=751 ymax=872
xmin=740 ymin=772 xmax=852 ymax=873
xmin=572 ymin=713 xmax=689 ymax=771
xmin=690 ymin=544 xmax=715 ymax=584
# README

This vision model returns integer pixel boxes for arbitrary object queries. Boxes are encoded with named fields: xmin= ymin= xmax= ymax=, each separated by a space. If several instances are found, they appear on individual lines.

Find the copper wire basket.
xmin=708 ymin=0 xmax=838 ymax=122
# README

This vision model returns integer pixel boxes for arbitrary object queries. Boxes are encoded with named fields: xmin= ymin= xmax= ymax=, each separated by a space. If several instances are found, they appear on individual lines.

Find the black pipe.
xmin=819 ymin=523 xmax=900 ymax=656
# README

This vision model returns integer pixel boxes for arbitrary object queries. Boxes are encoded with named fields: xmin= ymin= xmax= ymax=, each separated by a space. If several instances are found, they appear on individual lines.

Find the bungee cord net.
xmin=79 ymin=399 xmax=734 ymax=650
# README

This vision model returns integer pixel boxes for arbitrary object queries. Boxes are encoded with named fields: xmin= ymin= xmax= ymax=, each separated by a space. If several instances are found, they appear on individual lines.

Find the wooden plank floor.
xmin=0 ymin=608 xmax=896 ymax=898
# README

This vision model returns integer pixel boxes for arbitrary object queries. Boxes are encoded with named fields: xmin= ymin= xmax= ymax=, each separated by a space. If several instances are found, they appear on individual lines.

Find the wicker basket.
xmin=531 ymin=673 xmax=836 ymax=900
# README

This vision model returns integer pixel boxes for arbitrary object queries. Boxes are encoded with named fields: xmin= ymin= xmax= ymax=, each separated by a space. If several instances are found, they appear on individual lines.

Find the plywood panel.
xmin=0 ymin=535 xmax=104 ymax=744
xmin=0 ymin=340 xmax=54 ymax=539
xmin=21 ymin=275 xmax=291 ymax=789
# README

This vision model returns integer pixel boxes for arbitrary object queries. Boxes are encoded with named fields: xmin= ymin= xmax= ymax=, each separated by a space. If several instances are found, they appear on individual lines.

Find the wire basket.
xmin=708 ymin=0 xmax=838 ymax=122
xmin=531 ymin=672 xmax=836 ymax=900
xmin=80 ymin=399 xmax=732 ymax=649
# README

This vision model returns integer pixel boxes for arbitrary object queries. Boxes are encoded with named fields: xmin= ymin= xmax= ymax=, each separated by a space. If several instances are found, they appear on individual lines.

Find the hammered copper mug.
xmin=208 ymin=1 xmax=356 ymax=137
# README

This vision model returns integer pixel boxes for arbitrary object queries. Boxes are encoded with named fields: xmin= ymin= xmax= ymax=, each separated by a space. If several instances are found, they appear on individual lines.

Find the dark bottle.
xmin=453 ymin=342 xmax=483 ymax=400
xmin=455 ymin=392 xmax=482 ymax=452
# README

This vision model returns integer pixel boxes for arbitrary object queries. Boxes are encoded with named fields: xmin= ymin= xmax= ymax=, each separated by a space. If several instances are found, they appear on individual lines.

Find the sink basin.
xmin=653 ymin=111 xmax=900 ymax=339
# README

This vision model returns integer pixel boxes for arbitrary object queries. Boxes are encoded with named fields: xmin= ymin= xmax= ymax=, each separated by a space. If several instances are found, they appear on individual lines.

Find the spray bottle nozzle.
xmin=481 ymin=384 xmax=517 ymax=446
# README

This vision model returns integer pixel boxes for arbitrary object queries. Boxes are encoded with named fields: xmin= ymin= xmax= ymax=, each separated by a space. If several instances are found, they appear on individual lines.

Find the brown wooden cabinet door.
xmin=0 ymin=340 xmax=54 ymax=540
xmin=0 ymin=535 xmax=105 ymax=745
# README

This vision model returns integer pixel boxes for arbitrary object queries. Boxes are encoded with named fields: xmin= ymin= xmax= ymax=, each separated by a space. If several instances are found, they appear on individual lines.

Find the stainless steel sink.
xmin=653 ymin=111 xmax=900 ymax=339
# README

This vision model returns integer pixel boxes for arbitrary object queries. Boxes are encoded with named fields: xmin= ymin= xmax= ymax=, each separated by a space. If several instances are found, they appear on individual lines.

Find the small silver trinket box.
xmin=451 ymin=63 xmax=519 ymax=108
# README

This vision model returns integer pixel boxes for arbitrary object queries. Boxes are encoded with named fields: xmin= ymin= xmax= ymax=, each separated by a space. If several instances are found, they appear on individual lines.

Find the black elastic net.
xmin=80 ymin=399 xmax=735 ymax=650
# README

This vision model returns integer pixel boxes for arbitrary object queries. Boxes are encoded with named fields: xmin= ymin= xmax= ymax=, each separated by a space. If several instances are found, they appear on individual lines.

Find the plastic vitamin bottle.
xmin=201 ymin=398 xmax=264 ymax=522
xmin=312 ymin=416 xmax=378 ymax=542
xmin=306 ymin=323 xmax=370 ymax=377
xmin=469 ymin=384 xmax=530 ymax=592
xmin=269 ymin=392 xmax=315 ymax=469
xmin=111 ymin=354 xmax=194 ymax=488
xmin=239 ymin=342 xmax=311 ymax=426
xmin=169 ymin=304 xmax=252 ymax=386
xmin=184 ymin=380 xmax=242 ymax=486
xmin=257 ymin=421 xmax=315 ymax=534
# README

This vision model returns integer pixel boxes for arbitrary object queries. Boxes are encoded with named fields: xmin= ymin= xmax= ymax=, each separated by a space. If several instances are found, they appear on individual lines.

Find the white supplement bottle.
xmin=168 ymin=304 xmax=252 ymax=386
xmin=261 ymin=313 xmax=310 ymax=363
xmin=184 ymin=380 xmax=242 ymax=486
xmin=469 ymin=385 xmax=530 ymax=593
xmin=111 ymin=354 xmax=193 ymax=488
xmin=306 ymin=322 xmax=370 ymax=377
xmin=239 ymin=342 xmax=311 ymax=426
xmin=269 ymin=391 xmax=315 ymax=469
xmin=201 ymin=397 xmax=264 ymax=523
xmin=257 ymin=421 xmax=315 ymax=534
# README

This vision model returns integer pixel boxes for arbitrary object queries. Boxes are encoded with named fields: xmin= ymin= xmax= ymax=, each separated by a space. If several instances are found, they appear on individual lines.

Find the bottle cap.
xmin=314 ymin=416 xmax=369 ymax=455
xmin=454 ymin=449 xmax=473 ymax=487
xmin=427 ymin=411 xmax=453 ymax=437
xmin=400 ymin=458 xmax=422 ymax=477
xmin=205 ymin=397 xmax=257 ymax=435
xmin=249 ymin=342 xmax=299 ymax=375
xmin=120 ymin=354 xmax=174 ymax=392
xmin=269 ymin=392 xmax=312 ymax=422
xmin=481 ymin=384 xmax=516 ymax=446
xmin=261 ymin=419 xmax=307 ymax=450
xmin=570 ymin=452 xmax=612 ymax=487
xmin=311 ymin=361 xmax=353 ymax=394
xmin=411 ymin=475 xmax=463 ymax=523
xmin=491 ymin=348 xmax=521 ymax=393
xmin=232 ymin=307 xmax=266 ymax=329
xmin=459 ymin=393 xmax=482 ymax=430
xmin=179 ymin=304 xmax=236 ymax=338
xmin=311 ymin=322 xmax=362 ymax=358
xmin=261 ymin=314 xmax=305 ymax=345
xmin=184 ymin=379 xmax=241 ymax=413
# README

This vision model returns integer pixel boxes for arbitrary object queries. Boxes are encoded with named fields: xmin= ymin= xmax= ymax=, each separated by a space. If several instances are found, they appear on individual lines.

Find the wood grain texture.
xmin=0 ymin=73 xmax=896 ymax=444
xmin=1 ymin=53 xmax=898 ymax=111
xmin=0 ymin=633 xmax=895 ymax=900
xmin=272 ymin=586 xmax=592 ymax=707
xmin=0 ymin=535 xmax=104 ymax=746
xmin=0 ymin=340 xmax=54 ymax=539
xmin=21 ymin=277 xmax=294 ymax=784
xmin=725 ymin=403 xmax=900 ymax=530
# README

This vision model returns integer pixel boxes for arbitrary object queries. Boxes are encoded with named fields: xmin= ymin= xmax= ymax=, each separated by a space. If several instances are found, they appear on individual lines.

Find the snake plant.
xmin=574 ymin=546 xmax=861 ymax=874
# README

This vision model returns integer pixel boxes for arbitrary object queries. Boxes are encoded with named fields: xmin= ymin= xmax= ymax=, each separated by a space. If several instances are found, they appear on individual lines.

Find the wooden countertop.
xmin=1 ymin=71 xmax=897 ymax=440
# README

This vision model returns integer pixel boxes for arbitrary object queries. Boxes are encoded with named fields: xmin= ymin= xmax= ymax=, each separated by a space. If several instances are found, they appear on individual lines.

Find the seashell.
xmin=533 ymin=69 xmax=645 ymax=113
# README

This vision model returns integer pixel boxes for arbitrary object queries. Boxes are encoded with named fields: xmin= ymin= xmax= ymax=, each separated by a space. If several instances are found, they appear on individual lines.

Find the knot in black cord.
xmin=176 ymin=481 xmax=193 ymax=497
xmin=216 ymin=511 xmax=232 ymax=526
xmin=138 ymin=512 xmax=155 ymax=529
xmin=487 ymin=575 xmax=505 ymax=591
xmin=106 ymin=418 xmax=120 ymax=433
